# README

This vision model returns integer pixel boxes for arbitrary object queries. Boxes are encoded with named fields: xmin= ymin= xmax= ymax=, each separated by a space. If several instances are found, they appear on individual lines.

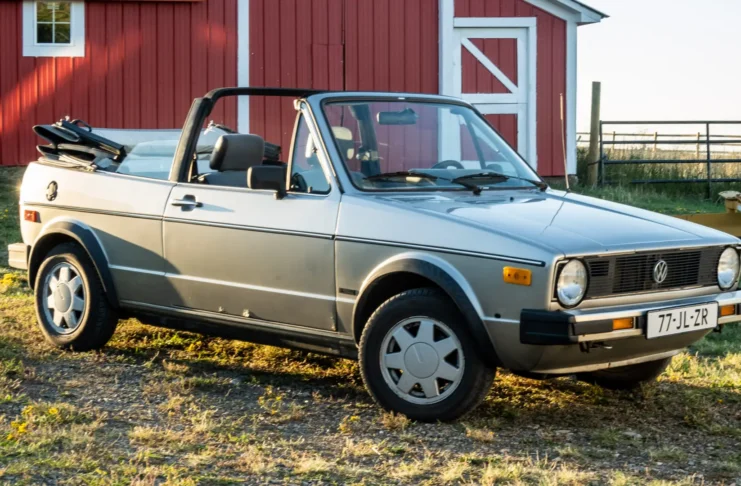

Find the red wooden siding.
xmin=344 ymin=0 xmax=439 ymax=173
xmin=0 ymin=0 xmax=237 ymax=166
xmin=486 ymin=114 xmax=518 ymax=149
xmin=456 ymin=0 xmax=567 ymax=176
xmin=248 ymin=0 xmax=344 ymax=160
xmin=249 ymin=0 xmax=438 ymax=165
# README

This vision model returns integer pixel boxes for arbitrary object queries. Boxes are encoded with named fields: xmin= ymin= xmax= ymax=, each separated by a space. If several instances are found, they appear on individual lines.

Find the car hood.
xmin=369 ymin=189 xmax=737 ymax=256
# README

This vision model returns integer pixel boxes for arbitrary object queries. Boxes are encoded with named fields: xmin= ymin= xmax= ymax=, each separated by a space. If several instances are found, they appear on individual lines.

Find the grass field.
xmin=1 ymin=167 xmax=741 ymax=484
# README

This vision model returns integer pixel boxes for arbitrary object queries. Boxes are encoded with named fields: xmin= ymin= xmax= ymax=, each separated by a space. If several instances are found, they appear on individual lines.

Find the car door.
xmin=161 ymin=110 xmax=340 ymax=331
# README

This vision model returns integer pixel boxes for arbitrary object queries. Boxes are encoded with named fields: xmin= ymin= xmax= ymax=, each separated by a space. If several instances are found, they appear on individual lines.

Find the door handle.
xmin=171 ymin=195 xmax=203 ymax=209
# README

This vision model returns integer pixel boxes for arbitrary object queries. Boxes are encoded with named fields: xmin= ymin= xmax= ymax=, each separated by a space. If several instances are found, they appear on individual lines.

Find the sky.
xmin=576 ymin=0 xmax=741 ymax=133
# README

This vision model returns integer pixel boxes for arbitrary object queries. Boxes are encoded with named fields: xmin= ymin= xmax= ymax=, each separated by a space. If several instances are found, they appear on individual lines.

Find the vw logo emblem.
xmin=653 ymin=260 xmax=669 ymax=284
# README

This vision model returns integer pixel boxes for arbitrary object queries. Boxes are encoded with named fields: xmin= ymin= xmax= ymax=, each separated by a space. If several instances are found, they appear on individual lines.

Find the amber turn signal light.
xmin=503 ymin=267 xmax=532 ymax=286
xmin=720 ymin=305 xmax=736 ymax=317
xmin=612 ymin=318 xmax=634 ymax=330
xmin=23 ymin=210 xmax=39 ymax=223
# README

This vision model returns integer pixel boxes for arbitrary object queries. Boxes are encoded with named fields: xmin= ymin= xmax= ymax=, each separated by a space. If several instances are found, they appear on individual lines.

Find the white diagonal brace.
xmin=461 ymin=37 xmax=518 ymax=95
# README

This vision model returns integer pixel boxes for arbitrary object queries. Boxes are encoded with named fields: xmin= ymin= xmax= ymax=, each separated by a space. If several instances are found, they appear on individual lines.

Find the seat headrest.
xmin=332 ymin=126 xmax=355 ymax=160
xmin=210 ymin=134 xmax=265 ymax=171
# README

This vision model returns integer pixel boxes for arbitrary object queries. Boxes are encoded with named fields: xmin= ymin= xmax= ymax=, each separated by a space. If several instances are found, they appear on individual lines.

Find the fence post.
xmin=653 ymin=132 xmax=658 ymax=153
xmin=599 ymin=122 xmax=605 ymax=184
xmin=696 ymin=132 xmax=701 ymax=159
xmin=612 ymin=131 xmax=616 ymax=156
xmin=587 ymin=81 xmax=602 ymax=185
xmin=706 ymin=123 xmax=712 ymax=199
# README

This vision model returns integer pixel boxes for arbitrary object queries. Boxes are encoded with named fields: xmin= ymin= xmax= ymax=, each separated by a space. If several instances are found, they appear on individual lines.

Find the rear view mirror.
xmin=377 ymin=108 xmax=418 ymax=125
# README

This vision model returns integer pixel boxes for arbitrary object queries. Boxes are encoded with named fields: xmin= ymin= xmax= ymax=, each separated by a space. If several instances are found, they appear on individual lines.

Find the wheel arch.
xmin=352 ymin=253 xmax=500 ymax=367
xmin=28 ymin=219 xmax=119 ymax=308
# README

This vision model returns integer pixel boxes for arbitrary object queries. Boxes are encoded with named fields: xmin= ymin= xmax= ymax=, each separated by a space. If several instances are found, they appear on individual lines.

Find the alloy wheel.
xmin=42 ymin=262 xmax=86 ymax=334
xmin=379 ymin=317 xmax=465 ymax=405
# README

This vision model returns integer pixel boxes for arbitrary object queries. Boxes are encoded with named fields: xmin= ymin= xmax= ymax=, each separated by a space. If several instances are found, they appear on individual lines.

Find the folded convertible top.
xmin=34 ymin=118 xmax=127 ymax=167
xmin=34 ymin=117 xmax=284 ymax=172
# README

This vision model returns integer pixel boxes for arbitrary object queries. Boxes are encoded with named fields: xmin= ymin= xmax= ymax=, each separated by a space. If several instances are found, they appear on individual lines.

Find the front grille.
xmin=581 ymin=247 xmax=724 ymax=299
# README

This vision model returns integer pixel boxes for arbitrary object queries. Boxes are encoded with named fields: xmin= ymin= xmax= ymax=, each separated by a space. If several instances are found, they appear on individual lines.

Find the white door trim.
xmin=440 ymin=5 xmax=538 ymax=168
xmin=454 ymin=17 xmax=537 ymax=29
xmin=565 ymin=19 xmax=577 ymax=174
xmin=237 ymin=0 xmax=250 ymax=133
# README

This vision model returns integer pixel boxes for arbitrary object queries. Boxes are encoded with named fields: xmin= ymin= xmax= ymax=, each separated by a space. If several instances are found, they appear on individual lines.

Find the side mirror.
xmin=247 ymin=165 xmax=287 ymax=199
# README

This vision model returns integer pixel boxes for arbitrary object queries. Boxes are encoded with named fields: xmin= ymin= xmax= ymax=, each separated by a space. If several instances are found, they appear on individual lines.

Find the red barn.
xmin=0 ymin=0 xmax=604 ymax=176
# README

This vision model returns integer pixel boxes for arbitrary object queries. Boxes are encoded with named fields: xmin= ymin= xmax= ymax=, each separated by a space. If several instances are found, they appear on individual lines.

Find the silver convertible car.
xmin=8 ymin=88 xmax=741 ymax=421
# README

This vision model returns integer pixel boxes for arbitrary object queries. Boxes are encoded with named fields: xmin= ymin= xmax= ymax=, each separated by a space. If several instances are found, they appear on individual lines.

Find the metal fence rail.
xmin=598 ymin=120 xmax=741 ymax=197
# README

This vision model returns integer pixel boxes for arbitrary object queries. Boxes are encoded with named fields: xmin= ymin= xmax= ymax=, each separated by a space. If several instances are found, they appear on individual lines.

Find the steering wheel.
xmin=432 ymin=160 xmax=464 ymax=169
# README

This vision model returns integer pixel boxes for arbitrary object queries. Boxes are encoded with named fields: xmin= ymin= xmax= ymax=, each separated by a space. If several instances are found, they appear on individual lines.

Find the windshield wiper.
xmin=364 ymin=170 xmax=484 ymax=193
xmin=453 ymin=171 xmax=548 ymax=191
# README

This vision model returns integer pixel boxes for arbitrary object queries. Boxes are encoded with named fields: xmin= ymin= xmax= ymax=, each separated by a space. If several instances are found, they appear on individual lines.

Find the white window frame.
xmin=23 ymin=1 xmax=85 ymax=57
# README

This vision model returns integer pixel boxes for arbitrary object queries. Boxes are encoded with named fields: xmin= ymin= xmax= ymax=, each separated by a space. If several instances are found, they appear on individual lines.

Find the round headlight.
xmin=717 ymin=247 xmax=740 ymax=290
xmin=557 ymin=260 xmax=588 ymax=307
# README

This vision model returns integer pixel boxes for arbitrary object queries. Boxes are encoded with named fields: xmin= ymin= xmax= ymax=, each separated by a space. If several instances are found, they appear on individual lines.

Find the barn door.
xmin=441 ymin=17 xmax=537 ymax=168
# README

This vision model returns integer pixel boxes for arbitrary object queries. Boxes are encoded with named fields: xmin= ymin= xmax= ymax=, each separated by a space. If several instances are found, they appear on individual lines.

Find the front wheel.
xmin=577 ymin=357 xmax=673 ymax=390
xmin=359 ymin=288 xmax=495 ymax=422
xmin=34 ymin=243 xmax=118 ymax=351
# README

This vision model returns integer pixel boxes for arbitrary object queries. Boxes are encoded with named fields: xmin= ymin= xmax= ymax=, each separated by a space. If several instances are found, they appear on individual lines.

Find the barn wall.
xmin=248 ymin=0 xmax=344 ymax=160
xmin=248 ymin=0 xmax=565 ymax=176
xmin=0 ymin=0 xmax=237 ymax=166
xmin=456 ymin=0 xmax=568 ymax=176
xmin=248 ymin=0 xmax=438 ymax=162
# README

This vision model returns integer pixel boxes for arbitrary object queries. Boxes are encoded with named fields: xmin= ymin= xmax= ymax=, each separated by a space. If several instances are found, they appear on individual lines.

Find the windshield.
xmin=322 ymin=99 xmax=542 ymax=192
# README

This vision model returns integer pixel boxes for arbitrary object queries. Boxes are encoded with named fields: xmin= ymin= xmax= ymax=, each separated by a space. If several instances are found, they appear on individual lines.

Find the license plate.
xmin=646 ymin=303 xmax=718 ymax=339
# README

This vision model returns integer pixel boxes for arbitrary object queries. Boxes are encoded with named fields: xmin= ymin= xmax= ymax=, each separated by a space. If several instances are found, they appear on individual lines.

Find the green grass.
xmin=1 ymin=166 xmax=741 ymax=484
xmin=571 ymin=184 xmax=723 ymax=215
xmin=0 ymin=168 xmax=22 ymax=261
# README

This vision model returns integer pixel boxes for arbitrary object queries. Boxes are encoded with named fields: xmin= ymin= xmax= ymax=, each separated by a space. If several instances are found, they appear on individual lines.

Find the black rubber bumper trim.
xmin=520 ymin=309 xmax=613 ymax=345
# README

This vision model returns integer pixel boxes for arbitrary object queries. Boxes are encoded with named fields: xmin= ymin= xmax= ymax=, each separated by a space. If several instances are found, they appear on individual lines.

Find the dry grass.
xmin=464 ymin=423 xmax=496 ymax=442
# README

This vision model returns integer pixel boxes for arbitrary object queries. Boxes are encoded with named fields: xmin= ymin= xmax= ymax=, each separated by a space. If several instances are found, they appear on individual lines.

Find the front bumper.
xmin=520 ymin=289 xmax=741 ymax=345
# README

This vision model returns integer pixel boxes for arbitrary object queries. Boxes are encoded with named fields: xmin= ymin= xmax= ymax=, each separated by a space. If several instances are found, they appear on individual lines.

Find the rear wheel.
xmin=34 ymin=243 xmax=118 ymax=351
xmin=359 ymin=288 xmax=495 ymax=422
xmin=577 ymin=357 xmax=672 ymax=390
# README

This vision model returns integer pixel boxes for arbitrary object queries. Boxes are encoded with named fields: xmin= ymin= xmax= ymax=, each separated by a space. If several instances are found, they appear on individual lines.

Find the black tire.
xmin=359 ymin=288 xmax=496 ymax=422
xmin=33 ymin=242 xmax=118 ymax=351
xmin=577 ymin=357 xmax=672 ymax=390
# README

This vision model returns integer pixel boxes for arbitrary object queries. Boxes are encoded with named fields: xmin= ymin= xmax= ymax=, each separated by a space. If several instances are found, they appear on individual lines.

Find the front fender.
xmin=353 ymin=252 xmax=500 ymax=367
xmin=28 ymin=218 xmax=119 ymax=308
